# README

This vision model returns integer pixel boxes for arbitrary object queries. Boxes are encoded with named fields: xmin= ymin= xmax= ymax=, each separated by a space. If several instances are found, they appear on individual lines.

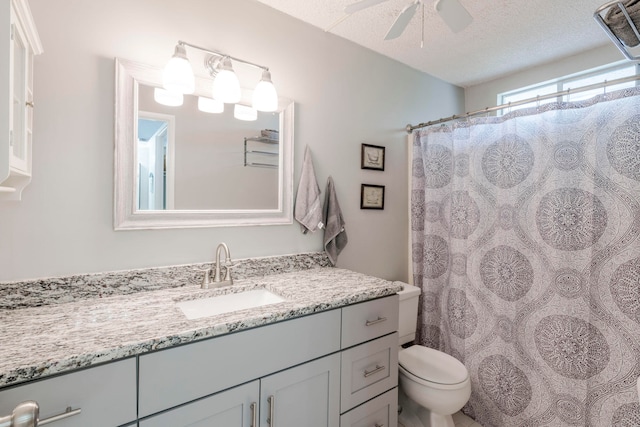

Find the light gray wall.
xmin=0 ymin=0 xmax=464 ymax=282
xmin=465 ymin=44 xmax=622 ymax=112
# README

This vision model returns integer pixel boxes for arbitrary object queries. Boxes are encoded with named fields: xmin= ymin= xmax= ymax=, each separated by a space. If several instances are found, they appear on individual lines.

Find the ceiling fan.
xmin=326 ymin=0 xmax=472 ymax=45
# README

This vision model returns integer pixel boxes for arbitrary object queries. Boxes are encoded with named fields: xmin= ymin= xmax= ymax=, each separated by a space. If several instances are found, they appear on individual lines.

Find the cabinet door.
xmin=139 ymin=380 xmax=259 ymax=427
xmin=9 ymin=7 xmax=30 ymax=174
xmin=260 ymin=353 xmax=340 ymax=427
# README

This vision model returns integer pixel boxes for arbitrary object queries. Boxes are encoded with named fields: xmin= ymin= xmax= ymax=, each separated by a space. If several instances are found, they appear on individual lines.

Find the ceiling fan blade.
xmin=434 ymin=0 xmax=472 ymax=33
xmin=384 ymin=0 xmax=420 ymax=40
xmin=344 ymin=0 xmax=390 ymax=15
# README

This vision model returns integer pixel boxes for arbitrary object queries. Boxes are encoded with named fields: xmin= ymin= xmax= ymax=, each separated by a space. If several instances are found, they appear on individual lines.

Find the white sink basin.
xmin=177 ymin=288 xmax=286 ymax=320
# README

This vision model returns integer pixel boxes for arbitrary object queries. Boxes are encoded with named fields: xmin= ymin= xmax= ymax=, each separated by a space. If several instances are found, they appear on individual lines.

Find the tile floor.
xmin=452 ymin=411 xmax=483 ymax=427
xmin=398 ymin=411 xmax=482 ymax=427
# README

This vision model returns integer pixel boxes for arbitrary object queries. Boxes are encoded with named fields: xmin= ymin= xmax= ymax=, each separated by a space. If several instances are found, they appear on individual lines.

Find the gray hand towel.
xmin=294 ymin=146 xmax=324 ymax=234
xmin=323 ymin=176 xmax=347 ymax=266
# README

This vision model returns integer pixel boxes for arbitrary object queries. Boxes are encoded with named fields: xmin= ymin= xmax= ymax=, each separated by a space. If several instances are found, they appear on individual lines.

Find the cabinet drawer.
xmin=341 ymin=295 xmax=398 ymax=349
xmin=139 ymin=309 xmax=341 ymax=418
xmin=0 ymin=358 xmax=137 ymax=427
xmin=340 ymin=387 xmax=398 ymax=427
xmin=341 ymin=333 xmax=398 ymax=412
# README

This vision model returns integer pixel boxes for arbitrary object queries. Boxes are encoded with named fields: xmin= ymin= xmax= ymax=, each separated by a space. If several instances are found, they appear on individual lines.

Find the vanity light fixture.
xmin=162 ymin=41 xmax=279 ymax=112
xmin=162 ymin=44 xmax=195 ymax=94
xmin=197 ymin=96 xmax=224 ymax=114
xmin=234 ymin=104 xmax=258 ymax=121
xmin=154 ymin=87 xmax=184 ymax=107
xmin=252 ymin=70 xmax=278 ymax=112
xmin=211 ymin=56 xmax=242 ymax=104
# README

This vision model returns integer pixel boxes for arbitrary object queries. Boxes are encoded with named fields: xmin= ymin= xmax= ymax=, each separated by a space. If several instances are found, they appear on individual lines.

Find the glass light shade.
xmin=197 ymin=96 xmax=224 ymax=113
xmin=234 ymin=104 xmax=257 ymax=121
xmin=162 ymin=44 xmax=195 ymax=94
xmin=154 ymin=88 xmax=183 ymax=106
xmin=212 ymin=57 xmax=241 ymax=103
xmin=252 ymin=70 xmax=278 ymax=112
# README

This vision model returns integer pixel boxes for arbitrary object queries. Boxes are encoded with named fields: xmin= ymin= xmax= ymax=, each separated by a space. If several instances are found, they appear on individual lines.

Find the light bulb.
xmin=162 ymin=44 xmax=195 ymax=94
xmin=212 ymin=57 xmax=241 ymax=103
xmin=252 ymin=70 xmax=278 ymax=112
xmin=197 ymin=97 xmax=224 ymax=113
xmin=154 ymin=88 xmax=183 ymax=106
xmin=234 ymin=104 xmax=257 ymax=121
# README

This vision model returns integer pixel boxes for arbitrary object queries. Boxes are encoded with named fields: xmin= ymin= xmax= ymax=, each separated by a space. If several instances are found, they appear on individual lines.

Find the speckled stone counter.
xmin=0 ymin=258 xmax=402 ymax=388
xmin=0 ymin=252 xmax=333 ymax=310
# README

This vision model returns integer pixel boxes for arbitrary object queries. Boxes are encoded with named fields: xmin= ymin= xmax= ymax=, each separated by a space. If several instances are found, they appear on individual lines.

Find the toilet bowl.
xmin=397 ymin=283 xmax=471 ymax=427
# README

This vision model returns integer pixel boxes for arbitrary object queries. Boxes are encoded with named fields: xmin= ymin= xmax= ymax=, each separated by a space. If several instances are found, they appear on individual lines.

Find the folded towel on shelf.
xmin=294 ymin=146 xmax=324 ymax=234
xmin=604 ymin=0 xmax=640 ymax=47
xmin=323 ymin=176 xmax=348 ymax=266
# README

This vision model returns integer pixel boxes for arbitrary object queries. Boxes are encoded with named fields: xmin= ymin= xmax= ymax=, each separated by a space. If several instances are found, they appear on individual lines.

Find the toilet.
xmin=397 ymin=284 xmax=471 ymax=427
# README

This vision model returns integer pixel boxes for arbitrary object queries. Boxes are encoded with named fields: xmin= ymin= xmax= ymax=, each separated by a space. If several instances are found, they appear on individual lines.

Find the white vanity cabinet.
xmin=0 ymin=358 xmax=137 ymax=427
xmin=0 ymin=0 xmax=42 ymax=200
xmin=0 ymin=293 xmax=400 ymax=427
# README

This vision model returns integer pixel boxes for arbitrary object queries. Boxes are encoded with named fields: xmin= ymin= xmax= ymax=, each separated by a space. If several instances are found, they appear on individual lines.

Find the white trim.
xmin=138 ymin=110 xmax=175 ymax=210
xmin=407 ymin=133 xmax=413 ymax=285
xmin=11 ymin=0 xmax=42 ymax=55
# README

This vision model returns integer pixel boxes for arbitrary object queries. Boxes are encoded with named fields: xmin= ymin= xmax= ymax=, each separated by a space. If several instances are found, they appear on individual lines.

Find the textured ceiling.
xmin=254 ymin=0 xmax=614 ymax=87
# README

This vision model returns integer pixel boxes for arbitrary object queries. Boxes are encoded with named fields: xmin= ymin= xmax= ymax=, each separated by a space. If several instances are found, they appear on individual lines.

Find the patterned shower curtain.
xmin=411 ymin=88 xmax=640 ymax=427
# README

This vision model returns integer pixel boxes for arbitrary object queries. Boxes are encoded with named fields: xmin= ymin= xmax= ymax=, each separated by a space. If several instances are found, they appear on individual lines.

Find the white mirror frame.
xmin=114 ymin=58 xmax=294 ymax=230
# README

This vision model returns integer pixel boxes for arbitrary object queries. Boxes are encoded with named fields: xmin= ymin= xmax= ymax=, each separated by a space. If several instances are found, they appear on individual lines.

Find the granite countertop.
xmin=0 ymin=266 xmax=402 ymax=388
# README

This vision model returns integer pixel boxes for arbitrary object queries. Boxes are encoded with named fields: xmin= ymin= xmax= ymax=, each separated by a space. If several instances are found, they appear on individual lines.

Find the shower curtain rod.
xmin=406 ymin=73 xmax=640 ymax=133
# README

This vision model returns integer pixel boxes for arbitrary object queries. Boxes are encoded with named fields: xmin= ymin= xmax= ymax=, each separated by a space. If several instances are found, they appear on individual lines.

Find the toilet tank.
xmin=397 ymin=283 xmax=421 ymax=345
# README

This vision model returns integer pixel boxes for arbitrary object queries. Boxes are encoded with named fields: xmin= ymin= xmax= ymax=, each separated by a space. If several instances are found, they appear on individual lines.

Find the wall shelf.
xmin=244 ymin=133 xmax=279 ymax=169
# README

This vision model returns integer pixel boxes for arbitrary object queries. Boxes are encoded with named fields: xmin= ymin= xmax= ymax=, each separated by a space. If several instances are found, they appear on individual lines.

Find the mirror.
xmin=114 ymin=58 xmax=294 ymax=230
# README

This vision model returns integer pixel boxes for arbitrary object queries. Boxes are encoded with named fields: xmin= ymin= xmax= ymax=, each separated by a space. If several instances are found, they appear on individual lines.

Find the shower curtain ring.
xmin=604 ymin=79 xmax=608 ymax=98
xmin=536 ymin=95 xmax=540 ymax=110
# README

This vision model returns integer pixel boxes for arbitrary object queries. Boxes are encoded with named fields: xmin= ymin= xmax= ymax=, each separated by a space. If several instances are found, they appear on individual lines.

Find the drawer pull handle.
xmin=39 ymin=407 xmax=82 ymax=426
xmin=365 ymin=316 xmax=387 ymax=326
xmin=364 ymin=365 xmax=386 ymax=378
xmin=250 ymin=402 xmax=257 ymax=427
xmin=267 ymin=395 xmax=275 ymax=426
xmin=0 ymin=402 xmax=81 ymax=427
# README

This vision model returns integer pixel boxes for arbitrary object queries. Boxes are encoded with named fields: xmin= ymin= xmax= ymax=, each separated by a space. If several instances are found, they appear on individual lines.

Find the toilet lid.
xmin=399 ymin=345 xmax=468 ymax=385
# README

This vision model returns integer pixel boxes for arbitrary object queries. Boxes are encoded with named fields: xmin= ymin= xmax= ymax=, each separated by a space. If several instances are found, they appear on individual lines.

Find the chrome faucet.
xmin=202 ymin=243 xmax=233 ymax=289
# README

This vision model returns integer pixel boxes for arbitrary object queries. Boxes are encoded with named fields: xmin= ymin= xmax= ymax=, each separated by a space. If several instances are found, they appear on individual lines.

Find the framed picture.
xmin=361 ymin=143 xmax=385 ymax=171
xmin=361 ymin=184 xmax=385 ymax=210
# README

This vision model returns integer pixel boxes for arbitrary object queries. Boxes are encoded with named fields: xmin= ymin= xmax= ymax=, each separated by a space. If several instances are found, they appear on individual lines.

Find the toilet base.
xmin=399 ymin=387 xmax=455 ymax=427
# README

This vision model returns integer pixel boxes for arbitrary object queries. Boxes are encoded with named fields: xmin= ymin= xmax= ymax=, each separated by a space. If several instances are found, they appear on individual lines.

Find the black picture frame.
xmin=361 ymin=143 xmax=385 ymax=171
xmin=360 ymin=184 xmax=385 ymax=210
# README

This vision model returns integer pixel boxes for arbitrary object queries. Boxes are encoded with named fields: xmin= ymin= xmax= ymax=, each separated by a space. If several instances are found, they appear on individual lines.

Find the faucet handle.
xmin=222 ymin=262 xmax=234 ymax=285
xmin=198 ymin=268 xmax=212 ymax=289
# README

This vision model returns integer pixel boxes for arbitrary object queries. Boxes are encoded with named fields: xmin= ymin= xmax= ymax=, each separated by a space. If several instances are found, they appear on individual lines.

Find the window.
xmin=498 ymin=62 xmax=640 ymax=114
